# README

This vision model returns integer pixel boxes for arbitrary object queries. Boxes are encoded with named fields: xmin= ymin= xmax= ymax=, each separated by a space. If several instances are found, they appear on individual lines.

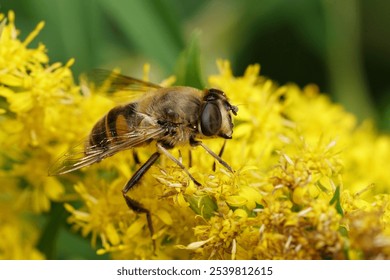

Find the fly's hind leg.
xmin=122 ymin=151 xmax=160 ymax=250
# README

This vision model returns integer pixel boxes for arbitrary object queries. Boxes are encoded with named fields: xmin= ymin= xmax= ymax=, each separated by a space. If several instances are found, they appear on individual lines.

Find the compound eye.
xmin=200 ymin=102 xmax=222 ymax=136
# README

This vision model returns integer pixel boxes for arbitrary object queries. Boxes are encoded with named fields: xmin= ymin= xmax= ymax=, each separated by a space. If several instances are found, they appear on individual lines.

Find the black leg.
xmin=132 ymin=150 xmax=141 ymax=165
xmin=213 ymin=140 xmax=227 ymax=172
xmin=122 ymin=151 xmax=160 ymax=250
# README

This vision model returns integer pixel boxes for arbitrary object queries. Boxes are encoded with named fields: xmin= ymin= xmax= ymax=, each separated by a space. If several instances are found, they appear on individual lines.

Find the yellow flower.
xmin=0 ymin=11 xmax=110 ymax=259
xmin=2 ymin=11 xmax=390 ymax=260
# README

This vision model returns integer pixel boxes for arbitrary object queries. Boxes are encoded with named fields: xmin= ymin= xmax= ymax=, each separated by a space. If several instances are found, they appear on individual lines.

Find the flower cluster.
xmin=1 ymin=11 xmax=390 ymax=260
xmin=0 ymin=11 xmax=112 ymax=259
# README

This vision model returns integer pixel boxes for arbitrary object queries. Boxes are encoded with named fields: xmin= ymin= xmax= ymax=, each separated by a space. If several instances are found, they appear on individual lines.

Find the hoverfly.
xmin=49 ymin=70 xmax=238 ymax=249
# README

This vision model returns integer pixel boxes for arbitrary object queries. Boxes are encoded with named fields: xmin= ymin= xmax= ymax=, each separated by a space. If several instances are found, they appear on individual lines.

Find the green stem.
xmin=37 ymin=202 xmax=67 ymax=259
xmin=322 ymin=0 xmax=377 ymax=122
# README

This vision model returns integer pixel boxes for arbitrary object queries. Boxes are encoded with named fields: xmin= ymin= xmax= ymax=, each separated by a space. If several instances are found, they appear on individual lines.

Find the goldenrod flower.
xmin=1 ymin=11 xmax=390 ymax=260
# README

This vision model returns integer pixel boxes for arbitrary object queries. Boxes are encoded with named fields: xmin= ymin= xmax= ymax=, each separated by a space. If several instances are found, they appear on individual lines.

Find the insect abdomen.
xmin=88 ymin=103 xmax=139 ymax=149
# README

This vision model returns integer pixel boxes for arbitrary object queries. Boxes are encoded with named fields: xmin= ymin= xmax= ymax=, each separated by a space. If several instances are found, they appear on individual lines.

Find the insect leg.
xmin=198 ymin=142 xmax=233 ymax=173
xmin=178 ymin=149 xmax=183 ymax=164
xmin=132 ymin=150 xmax=141 ymax=164
xmin=212 ymin=139 xmax=227 ymax=172
xmin=156 ymin=143 xmax=201 ymax=186
xmin=188 ymin=150 xmax=193 ymax=168
xmin=122 ymin=151 xmax=160 ymax=250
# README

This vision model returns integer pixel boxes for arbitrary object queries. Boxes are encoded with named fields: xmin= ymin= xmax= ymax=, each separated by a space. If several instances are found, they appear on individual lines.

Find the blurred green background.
xmin=1 ymin=0 xmax=389 ymax=129
xmin=2 ymin=0 xmax=390 ymax=260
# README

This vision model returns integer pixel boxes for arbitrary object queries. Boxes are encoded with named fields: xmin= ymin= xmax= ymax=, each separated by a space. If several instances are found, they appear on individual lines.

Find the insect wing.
xmin=48 ymin=126 xmax=166 ymax=176
xmin=86 ymin=69 xmax=162 ymax=93
xmin=48 ymin=140 xmax=104 ymax=175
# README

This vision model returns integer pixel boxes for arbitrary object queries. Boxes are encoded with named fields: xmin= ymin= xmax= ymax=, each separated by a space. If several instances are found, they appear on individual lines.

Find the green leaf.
xmin=99 ymin=0 xmax=184 ymax=73
xmin=56 ymin=227 xmax=108 ymax=260
xmin=37 ymin=202 xmax=67 ymax=259
xmin=174 ymin=30 xmax=205 ymax=89
xmin=316 ymin=180 xmax=330 ymax=194
xmin=185 ymin=194 xmax=217 ymax=219
xmin=329 ymin=185 xmax=344 ymax=216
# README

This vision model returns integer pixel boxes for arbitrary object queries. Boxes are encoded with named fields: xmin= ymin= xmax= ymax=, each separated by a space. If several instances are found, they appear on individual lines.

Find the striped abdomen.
xmin=88 ymin=103 xmax=140 ymax=149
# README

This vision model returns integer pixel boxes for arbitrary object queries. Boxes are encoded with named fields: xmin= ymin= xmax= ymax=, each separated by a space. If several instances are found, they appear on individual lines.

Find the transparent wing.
xmin=48 ymin=126 xmax=166 ymax=176
xmin=49 ymin=69 xmax=166 ymax=175
xmin=85 ymin=69 xmax=162 ymax=93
